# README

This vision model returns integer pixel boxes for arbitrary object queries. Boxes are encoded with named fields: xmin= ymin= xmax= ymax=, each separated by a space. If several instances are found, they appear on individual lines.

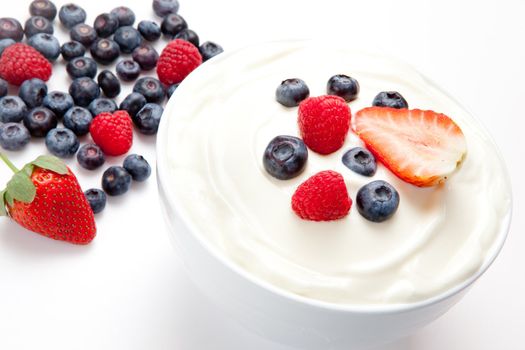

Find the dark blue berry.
xmin=138 ymin=20 xmax=161 ymax=42
xmin=63 ymin=106 xmax=92 ymax=136
xmin=119 ymin=92 xmax=146 ymax=118
xmin=0 ymin=123 xmax=30 ymax=151
xmin=97 ymin=70 xmax=120 ymax=98
xmin=160 ymin=14 xmax=187 ymax=36
xmin=0 ymin=18 xmax=24 ymax=42
xmin=276 ymin=78 xmax=309 ymax=107
xmin=116 ymin=59 xmax=140 ymax=81
xmin=167 ymin=84 xmax=179 ymax=99
xmin=132 ymin=103 xmax=163 ymax=135
xmin=42 ymin=91 xmax=74 ymax=118
xmin=88 ymin=97 xmax=117 ymax=116
xmin=174 ymin=29 xmax=199 ymax=46
xmin=69 ymin=77 xmax=100 ymax=107
xmin=28 ymin=33 xmax=60 ymax=61
xmin=61 ymin=40 xmax=85 ymax=61
xmin=24 ymin=16 xmax=53 ymax=38
xmin=45 ymin=128 xmax=79 ymax=158
xmin=59 ymin=3 xmax=86 ymax=29
xmin=0 ymin=38 xmax=15 ymax=56
xmin=23 ymin=107 xmax=57 ymax=137
xmin=356 ymin=180 xmax=400 ymax=223
xmin=0 ymin=79 xmax=7 ymax=98
xmin=132 ymin=44 xmax=159 ymax=70
xmin=372 ymin=91 xmax=409 ymax=109
xmin=0 ymin=96 xmax=28 ymax=123
xmin=90 ymin=38 xmax=120 ymax=65
xmin=84 ymin=188 xmax=106 ymax=214
xmin=153 ymin=0 xmax=180 ymax=17
xmin=93 ymin=13 xmax=119 ymax=38
xmin=342 ymin=147 xmax=377 ymax=177
xmin=70 ymin=23 xmax=97 ymax=47
xmin=19 ymin=78 xmax=47 ymax=108
xmin=77 ymin=143 xmax=105 ymax=170
xmin=199 ymin=41 xmax=223 ymax=61
xmin=327 ymin=74 xmax=359 ymax=102
xmin=114 ymin=26 xmax=141 ymax=54
xmin=102 ymin=166 xmax=132 ymax=196
xmin=110 ymin=6 xmax=135 ymax=27
xmin=263 ymin=135 xmax=308 ymax=180
xmin=66 ymin=56 xmax=97 ymax=79
xmin=133 ymin=77 xmax=165 ymax=104
xmin=123 ymin=154 xmax=151 ymax=182
xmin=29 ymin=0 xmax=57 ymax=21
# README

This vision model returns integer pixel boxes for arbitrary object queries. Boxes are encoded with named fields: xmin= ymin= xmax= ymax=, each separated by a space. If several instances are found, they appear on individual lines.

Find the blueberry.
xmin=119 ymin=92 xmax=146 ymax=118
xmin=97 ymin=70 xmax=120 ymax=98
xmin=28 ymin=33 xmax=60 ymax=61
xmin=69 ymin=77 xmax=100 ymax=107
xmin=0 ymin=96 xmax=28 ymax=123
xmin=356 ymin=180 xmax=400 ymax=223
xmin=102 ymin=166 xmax=132 ymax=196
xmin=133 ymin=103 xmax=163 ymax=135
xmin=110 ymin=6 xmax=135 ymax=27
xmin=372 ymin=91 xmax=409 ymax=109
xmin=275 ymin=78 xmax=309 ymax=107
xmin=174 ymin=29 xmax=199 ymax=47
xmin=23 ymin=107 xmax=57 ymax=137
xmin=29 ymin=0 xmax=57 ymax=21
xmin=132 ymin=44 xmax=159 ymax=70
xmin=70 ymin=24 xmax=97 ymax=47
xmin=0 ymin=79 xmax=7 ymax=98
xmin=138 ymin=20 xmax=161 ymax=42
xmin=199 ymin=41 xmax=223 ymax=61
xmin=133 ymin=77 xmax=165 ymax=104
xmin=160 ymin=14 xmax=187 ymax=37
xmin=153 ymin=0 xmax=180 ymax=17
xmin=42 ymin=91 xmax=74 ymax=119
xmin=90 ymin=38 xmax=120 ymax=65
xmin=0 ymin=18 xmax=24 ymax=42
xmin=0 ymin=123 xmax=30 ymax=151
xmin=63 ymin=106 xmax=92 ymax=136
xmin=0 ymin=38 xmax=15 ymax=56
xmin=77 ymin=143 xmax=105 ymax=170
xmin=88 ymin=97 xmax=117 ymax=116
xmin=114 ymin=26 xmax=141 ymax=54
xmin=65 ymin=56 xmax=97 ymax=80
xmin=19 ymin=78 xmax=47 ymax=108
xmin=167 ymin=84 xmax=179 ymax=99
xmin=60 ymin=41 xmax=85 ymax=61
xmin=45 ymin=128 xmax=79 ymax=158
xmin=84 ymin=188 xmax=106 ymax=214
xmin=327 ymin=74 xmax=359 ymax=102
xmin=263 ymin=135 xmax=308 ymax=180
xmin=116 ymin=59 xmax=141 ymax=81
xmin=24 ymin=16 xmax=53 ymax=38
xmin=342 ymin=147 xmax=377 ymax=177
xmin=123 ymin=154 xmax=151 ymax=182
xmin=59 ymin=3 xmax=86 ymax=29
xmin=93 ymin=13 xmax=119 ymax=38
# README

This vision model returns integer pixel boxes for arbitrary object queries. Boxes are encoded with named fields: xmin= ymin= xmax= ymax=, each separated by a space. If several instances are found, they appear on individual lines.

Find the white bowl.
xmin=156 ymin=42 xmax=512 ymax=349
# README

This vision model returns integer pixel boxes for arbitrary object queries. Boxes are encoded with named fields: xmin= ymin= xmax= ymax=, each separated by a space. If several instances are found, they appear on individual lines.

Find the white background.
xmin=0 ymin=0 xmax=523 ymax=349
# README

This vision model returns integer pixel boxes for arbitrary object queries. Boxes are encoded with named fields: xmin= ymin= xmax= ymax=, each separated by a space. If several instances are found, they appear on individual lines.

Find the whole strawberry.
xmin=157 ymin=39 xmax=202 ymax=86
xmin=0 ymin=154 xmax=96 ymax=244
xmin=0 ymin=43 xmax=52 ymax=86
xmin=90 ymin=110 xmax=133 ymax=156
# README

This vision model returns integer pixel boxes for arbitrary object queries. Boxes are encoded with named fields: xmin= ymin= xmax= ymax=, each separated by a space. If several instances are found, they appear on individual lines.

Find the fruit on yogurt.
xmin=275 ymin=78 xmax=310 ymax=107
xmin=372 ymin=91 xmax=408 ymax=109
xmin=263 ymin=135 xmax=308 ymax=180
xmin=354 ymin=107 xmax=467 ymax=187
xmin=342 ymin=147 xmax=377 ymax=177
xmin=326 ymin=74 xmax=359 ymax=102
xmin=356 ymin=180 xmax=400 ymax=222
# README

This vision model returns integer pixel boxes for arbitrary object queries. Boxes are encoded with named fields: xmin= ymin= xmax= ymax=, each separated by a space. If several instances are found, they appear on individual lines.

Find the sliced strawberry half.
xmin=353 ymin=107 xmax=467 ymax=187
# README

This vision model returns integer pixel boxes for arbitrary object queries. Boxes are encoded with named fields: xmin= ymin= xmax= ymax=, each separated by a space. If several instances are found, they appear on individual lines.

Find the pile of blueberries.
xmin=0 ymin=0 xmax=224 ymax=214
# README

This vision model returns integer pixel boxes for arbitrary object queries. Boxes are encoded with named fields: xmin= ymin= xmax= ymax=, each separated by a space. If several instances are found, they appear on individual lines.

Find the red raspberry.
xmin=298 ymin=95 xmax=351 ymax=155
xmin=291 ymin=170 xmax=351 ymax=221
xmin=0 ymin=43 xmax=52 ymax=86
xmin=157 ymin=39 xmax=202 ymax=85
xmin=90 ymin=111 xmax=133 ymax=156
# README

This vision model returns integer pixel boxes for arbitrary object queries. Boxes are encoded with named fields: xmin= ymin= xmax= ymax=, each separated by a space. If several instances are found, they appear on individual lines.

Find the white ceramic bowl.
xmin=156 ymin=42 xmax=512 ymax=349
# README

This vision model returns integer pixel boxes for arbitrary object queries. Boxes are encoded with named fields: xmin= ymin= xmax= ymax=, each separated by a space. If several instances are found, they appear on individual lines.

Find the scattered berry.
xmin=24 ymin=16 xmax=53 ymax=38
xmin=132 ymin=103 xmax=163 ymax=134
xmin=0 ymin=123 xmax=30 ymax=151
xmin=263 ymin=135 xmax=308 ymax=180
xmin=90 ymin=38 xmax=120 ymax=65
xmin=97 ymin=70 xmax=121 ymax=98
xmin=123 ymin=154 xmax=151 ymax=182
xmin=19 ymin=78 xmax=47 ymax=108
xmin=153 ymin=0 xmax=180 ymax=17
xmin=0 ymin=38 xmax=15 ymax=56
xmin=60 ymin=40 xmax=85 ymax=61
xmin=110 ymin=6 xmax=135 ymax=27
xmin=157 ymin=39 xmax=201 ymax=85
xmin=0 ymin=96 xmax=28 ymax=123
xmin=160 ymin=14 xmax=187 ymax=37
xmin=93 ymin=13 xmax=119 ymax=38
xmin=42 ymin=91 xmax=74 ymax=118
xmin=276 ymin=78 xmax=309 ymax=107
xmin=58 ymin=3 xmax=86 ymax=29
xmin=66 ymin=56 xmax=97 ymax=79
xmin=114 ymin=26 xmax=141 ymax=54
xmin=27 ymin=33 xmax=60 ymax=61
xmin=0 ymin=79 xmax=7 ymax=98
xmin=90 ymin=110 xmax=133 ymax=156
xmin=29 ymin=0 xmax=58 ymax=21
xmin=0 ymin=43 xmax=52 ymax=85
xmin=342 ymin=147 xmax=376 ymax=177
xmin=356 ymin=180 xmax=400 ymax=222
xmin=70 ymin=23 xmax=97 ymax=47
xmin=77 ymin=143 xmax=105 ymax=170
xmin=167 ymin=83 xmax=178 ymax=99
xmin=102 ymin=166 xmax=132 ymax=196
xmin=69 ymin=77 xmax=100 ymax=107
xmin=0 ymin=18 xmax=24 ymax=42
xmin=132 ymin=44 xmax=159 ymax=70
xmin=199 ymin=41 xmax=223 ymax=61
xmin=116 ymin=59 xmax=141 ymax=81
xmin=119 ymin=92 xmax=146 ymax=117
xmin=138 ymin=20 xmax=161 ymax=42
xmin=45 ymin=127 xmax=80 ymax=158
xmin=372 ymin=91 xmax=408 ymax=109
xmin=24 ymin=107 xmax=57 ymax=137
xmin=174 ymin=29 xmax=199 ymax=46
xmin=133 ymin=77 xmax=165 ymax=103
xmin=88 ymin=97 xmax=117 ymax=116
xmin=63 ymin=106 xmax=92 ymax=136
xmin=327 ymin=74 xmax=359 ymax=102
xmin=84 ymin=188 xmax=106 ymax=214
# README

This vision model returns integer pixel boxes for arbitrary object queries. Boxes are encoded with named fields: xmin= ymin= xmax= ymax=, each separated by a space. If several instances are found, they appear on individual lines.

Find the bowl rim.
xmin=156 ymin=39 xmax=513 ymax=314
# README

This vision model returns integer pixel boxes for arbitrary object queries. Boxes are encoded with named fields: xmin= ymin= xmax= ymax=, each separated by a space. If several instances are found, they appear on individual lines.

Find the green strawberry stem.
xmin=0 ymin=153 xmax=19 ymax=173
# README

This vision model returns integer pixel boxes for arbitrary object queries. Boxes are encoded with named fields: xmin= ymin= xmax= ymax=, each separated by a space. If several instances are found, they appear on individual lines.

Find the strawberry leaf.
xmin=6 ymin=171 xmax=36 ymax=203
xmin=4 ymin=191 xmax=13 ymax=207
xmin=31 ymin=155 xmax=68 ymax=175
xmin=22 ymin=164 xmax=34 ymax=177
xmin=0 ymin=190 xmax=6 ymax=216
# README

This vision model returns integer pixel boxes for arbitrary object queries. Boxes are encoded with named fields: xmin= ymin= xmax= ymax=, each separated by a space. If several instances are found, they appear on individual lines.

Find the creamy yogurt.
xmin=164 ymin=41 xmax=511 ymax=304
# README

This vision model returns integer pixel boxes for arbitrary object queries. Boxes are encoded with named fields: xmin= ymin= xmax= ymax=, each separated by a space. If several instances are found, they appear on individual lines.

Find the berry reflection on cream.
xmin=165 ymin=41 xmax=511 ymax=305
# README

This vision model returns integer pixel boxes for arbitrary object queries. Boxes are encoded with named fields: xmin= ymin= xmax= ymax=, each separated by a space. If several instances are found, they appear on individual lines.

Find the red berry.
xmin=157 ymin=39 xmax=202 ymax=85
xmin=90 ymin=111 xmax=133 ymax=156
xmin=0 ymin=43 xmax=52 ymax=86
xmin=291 ymin=170 xmax=351 ymax=221
xmin=298 ymin=95 xmax=351 ymax=155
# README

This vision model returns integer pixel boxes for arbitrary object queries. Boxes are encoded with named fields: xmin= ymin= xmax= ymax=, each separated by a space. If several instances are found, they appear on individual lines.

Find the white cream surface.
xmin=164 ymin=41 xmax=511 ymax=304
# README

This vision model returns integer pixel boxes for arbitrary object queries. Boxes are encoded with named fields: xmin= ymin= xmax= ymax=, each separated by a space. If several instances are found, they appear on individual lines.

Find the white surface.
xmin=0 ymin=0 xmax=523 ymax=349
